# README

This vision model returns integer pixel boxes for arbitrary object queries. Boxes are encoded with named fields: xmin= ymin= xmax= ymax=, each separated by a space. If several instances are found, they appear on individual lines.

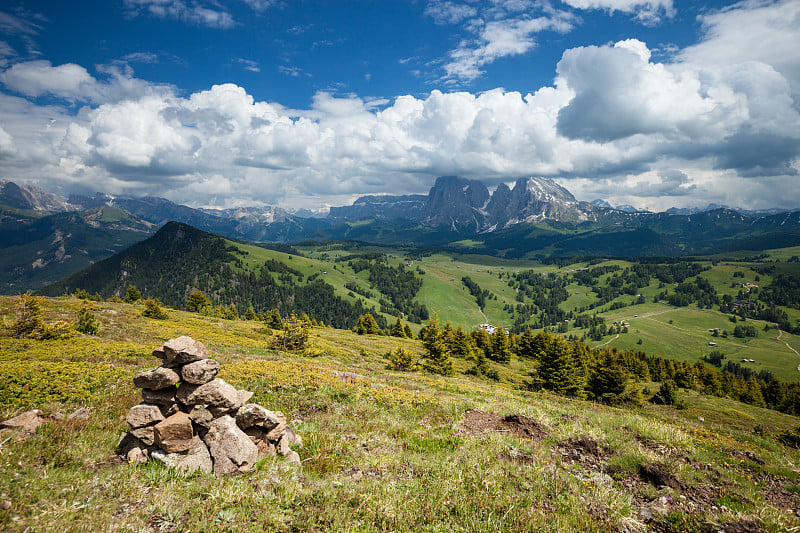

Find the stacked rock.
xmin=117 ymin=336 xmax=302 ymax=476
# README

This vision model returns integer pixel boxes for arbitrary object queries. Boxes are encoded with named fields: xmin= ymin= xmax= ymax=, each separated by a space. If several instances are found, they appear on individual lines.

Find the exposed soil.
xmin=460 ymin=410 xmax=546 ymax=440
xmin=553 ymin=437 xmax=608 ymax=471
xmin=639 ymin=463 xmax=682 ymax=490
xmin=705 ymin=519 xmax=767 ymax=533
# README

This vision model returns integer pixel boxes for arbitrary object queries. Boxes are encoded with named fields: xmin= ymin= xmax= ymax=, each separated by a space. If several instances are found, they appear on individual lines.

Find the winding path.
xmin=595 ymin=334 xmax=620 ymax=347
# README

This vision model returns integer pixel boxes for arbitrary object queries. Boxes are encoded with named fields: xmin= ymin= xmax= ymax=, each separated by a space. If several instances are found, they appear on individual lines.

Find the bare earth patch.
xmin=460 ymin=410 xmax=546 ymax=440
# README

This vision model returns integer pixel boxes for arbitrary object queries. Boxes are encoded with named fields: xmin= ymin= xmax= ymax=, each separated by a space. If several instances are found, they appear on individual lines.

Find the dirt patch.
xmin=554 ymin=437 xmax=609 ymax=471
xmin=461 ymin=410 xmax=546 ymax=440
xmin=639 ymin=463 xmax=682 ymax=490
xmin=710 ymin=519 xmax=767 ymax=533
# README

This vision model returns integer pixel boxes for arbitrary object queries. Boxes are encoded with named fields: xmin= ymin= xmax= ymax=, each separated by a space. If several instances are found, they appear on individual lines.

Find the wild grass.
xmin=0 ymin=295 xmax=798 ymax=532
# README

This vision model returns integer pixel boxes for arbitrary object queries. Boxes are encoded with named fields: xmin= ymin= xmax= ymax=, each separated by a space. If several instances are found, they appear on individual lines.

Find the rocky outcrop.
xmin=117 ymin=336 xmax=302 ymax=476
xmin=422 ymin=176 xmax=489 ymax=230
xmin=328 ymin=195 xmax=427 ymax=222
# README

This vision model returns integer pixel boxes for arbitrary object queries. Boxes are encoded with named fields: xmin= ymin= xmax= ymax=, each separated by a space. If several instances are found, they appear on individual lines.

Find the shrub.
xmin=386 ymin=346 xmax=420 ymax=372
xmin=125 ymin=285 xmax=141 ymax=303
xmin=76 ymin=304 xmax=99 ymax=335
xmin=9 ymin=293 xmax=76 ymax=339
xmin=142 ymin=298 xmax=169 ymax=320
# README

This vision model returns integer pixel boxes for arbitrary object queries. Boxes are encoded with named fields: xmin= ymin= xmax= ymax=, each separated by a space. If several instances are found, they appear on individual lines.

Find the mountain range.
xmin=2 ymin=176 xmax=800 ymax=292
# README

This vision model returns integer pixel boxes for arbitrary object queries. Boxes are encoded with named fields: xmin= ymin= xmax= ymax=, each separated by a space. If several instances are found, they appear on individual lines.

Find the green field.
xmin=219 ymin=242 xmax=800 ymax=382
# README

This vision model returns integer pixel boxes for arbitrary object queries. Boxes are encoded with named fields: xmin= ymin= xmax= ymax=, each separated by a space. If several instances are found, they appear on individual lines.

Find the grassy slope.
xmin=221 ymin=242 xmax=800 ymax=381
xmin=0 ymin=296 xmax=799 ymax=532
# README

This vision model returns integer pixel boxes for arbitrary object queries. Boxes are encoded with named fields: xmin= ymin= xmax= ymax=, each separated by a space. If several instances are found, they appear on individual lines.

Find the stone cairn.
xmin=117 ymin=336 xmax=302 ymax=476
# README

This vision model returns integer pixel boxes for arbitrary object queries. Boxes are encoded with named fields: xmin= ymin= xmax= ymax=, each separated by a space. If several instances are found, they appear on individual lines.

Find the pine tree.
xmin=421 ymin=315 xmax=455 ymax=376
xmin=391 ymin=316 xmax=407 ymax=337
xmin=450 ymin=327 xmax=474 ymax=358
xmin=125 ymin=285 xmax=141 ymax=303
xmin=11 ymin=293 xmax=46 ymax=338
xmin=186 ymin=290 xmax=211 ymax=313
xmin=538 ymin=334 xmax=586 ymax=398
xmin=273 ymin=311 xmax=311 ymax=352
xmin=386 ymin=346 xmax=420 ymax=371
xmin=354 ymin=313 xmax=382 ymax=335
xmin=489 ymin=328 xmax=512 ymax=364
xmin=76 ymin=304 xmax=99 ymax=335
xmin=516 ymin=328 xmax=538 ymax=359
xmin=142 ymin=298 xmax=169 ymax=320
xmin=403 ymin=324 xmax=413 ymax=339
xmin=244 ymin=307 xmax=257 ymax=320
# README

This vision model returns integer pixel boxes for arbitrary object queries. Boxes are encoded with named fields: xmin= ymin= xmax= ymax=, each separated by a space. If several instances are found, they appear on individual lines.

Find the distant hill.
xmin=0 ymin=205 xmax=155 ymax=293
xmin=39 ymin=222 xmax=385 ymax=329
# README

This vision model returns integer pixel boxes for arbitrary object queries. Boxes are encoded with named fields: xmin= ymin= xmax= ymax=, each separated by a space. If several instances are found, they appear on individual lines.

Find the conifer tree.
xmin=450 ymin=326 xmax=475 ymax=358
xmin=538 ymin=334 xmax=586 ymax=398
xmin=186 ymin=290 xmax=211 ymax=313
xmin=489 ymin=328 xmax=512 ymax=364
xmin=354 ymin=313 xmax=381 ymax=335
xmin=391 ymin=316 xmax=407 ymax=337
xmin=421 ymin=315 xmax=455 ymax=376
xmin=403 ymin=324 xmax=413 ymax=339
xmin=76 ymin=304 xmax=99 ymax=335
xmin=142 ymin=298 xmax=169 ymax=320
xmin=244 ymin=306 xmax=257 ymax=320
xmin=125 ymin=285 xmax=141 ymax=303
xmin=386 ymin=346 xmax=420 ymax=371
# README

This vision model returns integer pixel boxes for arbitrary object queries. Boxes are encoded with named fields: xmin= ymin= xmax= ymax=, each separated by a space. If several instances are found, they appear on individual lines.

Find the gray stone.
xmin=264 ymin=411 xmax=287 ymax=441
xmin=285 ymin=450 xmax=301 ymax=466
xmin=133 ymin=367 xmax=181 ymax=390
xmin=239 ymin=390 xmax=254 ymax=404
xmin=127 ymin=447 xmax=148 ymax=464
xmin=141 ymin=386 xmax=178 ymax=405
xmin=67 ymin=407 xmax=91 ymax=421
xmin=236 ymin=404 xmax=281 ymax=430
xmin=276 ymin=434 xmax=291 ymax=456
xmin=158 ymin=403 xmax=181 ymax=418
xmin=126 ymin=403 xmax=164 ymax=428
xmin=187 ymin=405 xmax=214 ymax=428
xmin=0 ymin=409 xmax=45 ymax=433
xmin=116 ymin=431 xmax=145 ymax=455
xmin=157 ymin=336 xmax=209 ymax=366
xmin=130 ymin=425 xmax=156 ymax=446
xmin=284 ymin=427 xmax=303 ymax=449
xmin=151 ymin=437 xmax=212 ymax=475
xmin=177 ymin=379 xmax=241 ymax=412
xmin=154 ymin=412 xmax=193 ymax=453
xmin=181 ymin=359 xmax=220 ymax=385
xmin=202 ymin=415 xmax=258 ymax=476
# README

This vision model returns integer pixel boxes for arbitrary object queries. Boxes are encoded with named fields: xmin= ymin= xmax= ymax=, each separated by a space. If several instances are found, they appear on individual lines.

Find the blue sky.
xmin=0 ymin=0 xmax=798 ymax=212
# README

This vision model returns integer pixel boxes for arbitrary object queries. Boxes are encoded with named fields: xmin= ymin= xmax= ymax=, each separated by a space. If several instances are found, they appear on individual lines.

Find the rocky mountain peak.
xmin=0 ymin=180 xmax=75 ymax=213
xmin=423 ymin=176 xmax=489 ymax=230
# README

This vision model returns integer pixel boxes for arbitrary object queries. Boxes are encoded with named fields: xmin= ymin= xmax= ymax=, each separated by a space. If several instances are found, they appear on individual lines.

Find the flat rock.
xmin=154 ymin=412 xmax=193 ymax=453
xmin=203 ymin=415 xmax=258 ymax=476
xmin=0 ymin=410 xmax=45 ymax=433
xmin=67 ymin=408 xmax=91 ymax=421
xmin=126 ymin=403 xmax=164 ymax=428
xmin=181 ymin=359 xmax=220 ymax=385
xmin=240 ymin=390 xmax=254 ymax=404
xmin=236 ymin=404 xmax=281 ymax=430
xmin=177 ymin=378 xmax=241 ymax=412
xmin=156 ymin=336 xmax=209 ymax=366
xmin=133 ymin=367 xmax=181 ymax=390
xmin=142 ymin=386 xmax=178 ymax=405
xmin=130 ymin=425 xmax=155 ymax=446
xmin=151 ymin=437 xmax=212 ymax=475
